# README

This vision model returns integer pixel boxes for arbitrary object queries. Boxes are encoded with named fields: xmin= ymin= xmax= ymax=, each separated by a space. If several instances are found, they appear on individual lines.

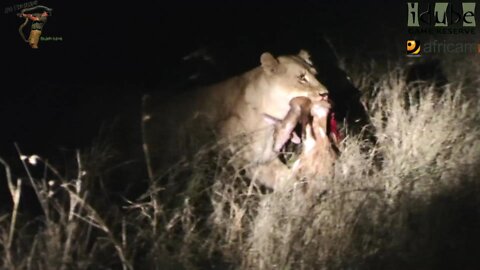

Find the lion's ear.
xmin=260 ymin=52 xmax=279 ymax=74
xmin=298 ymin=49 xmax=312 ymax=64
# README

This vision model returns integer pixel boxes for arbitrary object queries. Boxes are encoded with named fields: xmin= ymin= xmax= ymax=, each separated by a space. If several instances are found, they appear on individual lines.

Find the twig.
xmin=0 ymin=157 xmax=21 ymax=268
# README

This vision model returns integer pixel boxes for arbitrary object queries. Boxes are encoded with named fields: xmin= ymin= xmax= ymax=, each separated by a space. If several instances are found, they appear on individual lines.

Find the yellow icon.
xmin=17 ymin=5 xmax=52 ymax=49
xmin=407 ymin=40 xmax=421 ymax=56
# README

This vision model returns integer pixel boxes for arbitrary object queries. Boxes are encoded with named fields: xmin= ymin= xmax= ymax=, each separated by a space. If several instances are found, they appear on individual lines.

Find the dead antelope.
xmin=266 ymin=96 xmax=340 ymax=190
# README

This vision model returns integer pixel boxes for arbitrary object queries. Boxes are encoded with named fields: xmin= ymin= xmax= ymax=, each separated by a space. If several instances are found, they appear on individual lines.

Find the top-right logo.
xmin=407 ymin=2 xmax=476 ymax=27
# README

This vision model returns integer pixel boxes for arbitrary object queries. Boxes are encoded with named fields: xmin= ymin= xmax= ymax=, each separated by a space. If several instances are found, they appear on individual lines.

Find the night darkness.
xmin=0 ymin=0 xmax=404 ymax=156
xmin=2 ymin=1 xmax=480 ymax=269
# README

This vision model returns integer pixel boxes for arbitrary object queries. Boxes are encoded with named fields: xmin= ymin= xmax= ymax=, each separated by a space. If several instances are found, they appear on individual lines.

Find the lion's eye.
xmin=298 ymin=73 xmax=308 ymax=83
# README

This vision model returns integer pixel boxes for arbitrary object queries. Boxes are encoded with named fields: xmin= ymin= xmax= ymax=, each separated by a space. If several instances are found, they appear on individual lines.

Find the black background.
xmin=0 ymin=0 xmax=404 ymax=156
xmin=2 ymin=4 xmax=480 ymax=267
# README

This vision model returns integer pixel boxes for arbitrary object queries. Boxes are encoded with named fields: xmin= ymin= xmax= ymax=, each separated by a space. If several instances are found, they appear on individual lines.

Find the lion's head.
xmin=256 ymin=50 xmax=329 ymax=119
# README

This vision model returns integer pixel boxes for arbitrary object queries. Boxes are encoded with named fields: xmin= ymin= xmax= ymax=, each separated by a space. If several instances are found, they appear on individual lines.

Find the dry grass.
xmin=1 ymin=59 xmax=479 ymax=269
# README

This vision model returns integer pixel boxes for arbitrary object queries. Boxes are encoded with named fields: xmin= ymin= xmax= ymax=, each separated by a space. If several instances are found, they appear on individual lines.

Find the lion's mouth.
xmin=278 ymin=123 xmax=304 ymax=167
xmin=275 ymin=96 xmax=340 ymax=167
xmin=318 ymin=92 xmax=329 ymax=101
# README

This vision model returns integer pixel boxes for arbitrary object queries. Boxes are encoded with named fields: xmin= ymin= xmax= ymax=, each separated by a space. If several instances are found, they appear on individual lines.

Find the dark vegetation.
xmin=1 ymin=1 xmax=479 ymax=269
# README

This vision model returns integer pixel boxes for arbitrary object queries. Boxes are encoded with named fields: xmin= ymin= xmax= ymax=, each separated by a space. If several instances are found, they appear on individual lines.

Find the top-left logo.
xmin=17 ymin=5 xmax=53 ymax=49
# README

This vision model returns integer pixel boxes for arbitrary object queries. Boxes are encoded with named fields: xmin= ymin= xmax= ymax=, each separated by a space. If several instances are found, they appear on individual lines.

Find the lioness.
xmin=143 ymin=50 xmax=329 ymax=189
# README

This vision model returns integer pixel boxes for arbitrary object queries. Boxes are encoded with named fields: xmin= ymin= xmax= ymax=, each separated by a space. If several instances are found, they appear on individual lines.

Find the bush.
xmin=1 ymin=61 xmax=479 ymax=269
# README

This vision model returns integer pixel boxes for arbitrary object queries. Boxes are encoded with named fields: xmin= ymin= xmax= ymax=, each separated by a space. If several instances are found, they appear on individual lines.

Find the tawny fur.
xmin=143 ymin=50 xmax=329 ymax=189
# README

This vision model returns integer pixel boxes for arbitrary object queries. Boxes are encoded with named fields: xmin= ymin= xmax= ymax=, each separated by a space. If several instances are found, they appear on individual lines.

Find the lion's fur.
xmin=143 ymin=50 xmax=329 ymax=188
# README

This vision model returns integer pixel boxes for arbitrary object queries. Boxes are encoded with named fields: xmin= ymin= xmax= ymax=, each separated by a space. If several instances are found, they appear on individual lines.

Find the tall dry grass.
xmin=1 ymin=60 xmax=479 ymax=269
